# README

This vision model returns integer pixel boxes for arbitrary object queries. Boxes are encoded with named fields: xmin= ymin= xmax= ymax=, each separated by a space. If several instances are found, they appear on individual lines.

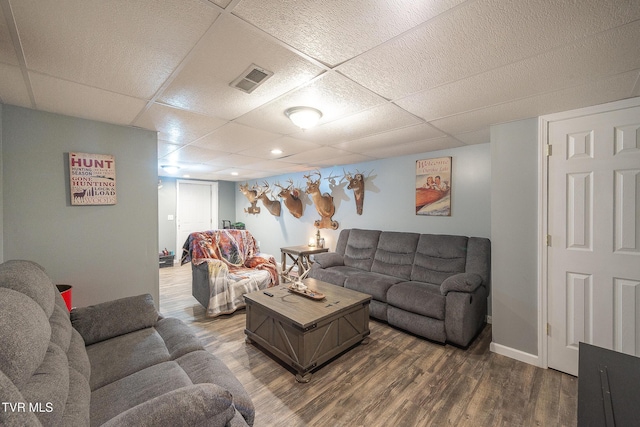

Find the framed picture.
xmin=416 ymin=156 xmax=451 ymax=216
xmin=69 ymin=152 xmax=117 ymax=205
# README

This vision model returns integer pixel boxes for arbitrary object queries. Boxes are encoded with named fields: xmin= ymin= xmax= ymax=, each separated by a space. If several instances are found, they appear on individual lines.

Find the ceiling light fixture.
xmin=161 ymin=165 xmax=180 ymax=174
xmin=271 ymin=148 xmax=283 ymax=155
xmin=284 ymin=107 xmax=323 ymax=129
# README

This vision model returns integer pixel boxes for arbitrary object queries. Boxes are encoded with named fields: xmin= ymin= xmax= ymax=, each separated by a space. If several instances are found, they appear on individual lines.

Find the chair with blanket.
xmin=181 ymin=229 xmax=278 ymax=317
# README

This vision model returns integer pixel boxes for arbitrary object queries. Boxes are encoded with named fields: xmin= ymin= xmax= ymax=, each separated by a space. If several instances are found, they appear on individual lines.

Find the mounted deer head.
xmin=304 ymin=171 xmax=338 ymax=229
xmin=256 ymin=181 xmax=281 ymax=217
xmin=239 ymin=182 xmax=260 ymax=214
xmin=344 ymin=169 xmax=365 ymax=215
xmin=275 ymin=179 xmax=303 ymax=218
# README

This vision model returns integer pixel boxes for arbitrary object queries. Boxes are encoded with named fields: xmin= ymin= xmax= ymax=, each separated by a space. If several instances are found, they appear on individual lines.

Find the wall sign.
xmin=416 ymin=156 xmax=451 ymax=216
xmin=69 ymin=152 xmax=117 ymax=205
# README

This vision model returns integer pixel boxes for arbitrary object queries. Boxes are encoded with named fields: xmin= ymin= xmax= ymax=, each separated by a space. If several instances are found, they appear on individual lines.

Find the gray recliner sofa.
xmin=309 ymin=229 xmax=491 ymax=347
xmin=0 ymin=260 xmax=254 ymax=427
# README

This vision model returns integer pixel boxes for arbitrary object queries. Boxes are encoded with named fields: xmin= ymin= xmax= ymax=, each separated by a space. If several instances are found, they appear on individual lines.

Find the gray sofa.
xmin=0 ymin=260 xmax=254 ymax=427
xmin=309 ymin=229 xmax=491 ymax=347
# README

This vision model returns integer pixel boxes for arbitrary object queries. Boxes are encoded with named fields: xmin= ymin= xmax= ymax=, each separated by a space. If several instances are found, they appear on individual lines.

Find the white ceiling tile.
xmin=0 ymin=63 xmax=31 ymax=107
xmin=338 ymin=0 xmax=640 ymax=100
xmin=29 ymin=73 xmax=147 ymax=126
xmin=192 ymin=122 xmax=282 ymax=153
xmin=158 ymin=162 xmax=226 ymax=179
xmin=290 ymin=103 xmax=423 ymax=144
xmin=13 ymin=0 xmax=219 ymax=99
xmin=453 ymin=129 xmax=490 ymax=146
xmin=208 ymin=0 xmax=232 ymax=8
xmin=162 ymin=145 xmax=230 ymax=164
xmin=0 ymin=5 xmax=19 ymax=66
xmin=235 ymin=136 xmax=322 ymax=159
xmin=431 ymin=71 xmax=639 ymax=134
xmin=159 ymin=14 xmax=323 ymax=119
xmin=158 ymin=140 xmax=181 ymax=158
xmin=311 ymin=153 xmax=376 ymax=168
xmin=3 ymin=0 xmax=639 ymax=178
xmin=367 ymin=136 xmax=464 ymax=159
xmin=134 ymin=103 xmax=227 ymax=145
xmin=205 ymin=153 xmax=265 ymax=168
xmin=242 ymin=159 xmax=305 ymax=173
xmin=233 ymin=0 xmax=467 ymax=67
xmin=278 ymin=146 xmax=352 ymax=165
xmin=332 ymin=123 xmax=445 ymax=153
xmin=234 ymin=72 xmax=387 ymax=134
xmin=216 ymin=167 xmax=272 ymax=181
xmin=396 ymin=21 xmax=640 ymax=121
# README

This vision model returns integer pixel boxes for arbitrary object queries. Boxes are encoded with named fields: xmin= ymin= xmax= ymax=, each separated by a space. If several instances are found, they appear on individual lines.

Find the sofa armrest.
xmin=71 ymin=294 xmax=158 ymax=345
xmin=312 ymin=252 xmax=345 ymax=268
xmin=100 ymin=384 xmax=240 ymax=427
xmin=440 ymin=273 xmax=484 ymax=295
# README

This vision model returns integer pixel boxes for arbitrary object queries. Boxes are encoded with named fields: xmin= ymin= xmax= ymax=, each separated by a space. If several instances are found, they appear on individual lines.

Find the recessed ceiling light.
xmin=231 ymin=171 xmax=239 ymax=176
xmin=271 ymin=149 xmax=283 ymax=155
xmin=284 ymin=107 xmax=322 ymax=129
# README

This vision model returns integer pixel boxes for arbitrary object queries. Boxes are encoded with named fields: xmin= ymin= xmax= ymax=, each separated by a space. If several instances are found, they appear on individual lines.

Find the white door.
xmin=547 ymin=105 xmax=640 ymax=376
xmin=176 ymin=180 xmax=218 ymax=257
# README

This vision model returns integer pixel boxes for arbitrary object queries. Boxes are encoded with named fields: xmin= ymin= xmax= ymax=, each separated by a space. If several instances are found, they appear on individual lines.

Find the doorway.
xmin=542 ymin=98 xmax=640 ymax=376
xmin=176 ymin=180 xmax=218 ymax=258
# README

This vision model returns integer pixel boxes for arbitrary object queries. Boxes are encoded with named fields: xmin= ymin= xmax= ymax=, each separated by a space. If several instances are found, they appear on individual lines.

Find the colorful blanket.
xmin=181 ymin=229 xmax=278 ymax=317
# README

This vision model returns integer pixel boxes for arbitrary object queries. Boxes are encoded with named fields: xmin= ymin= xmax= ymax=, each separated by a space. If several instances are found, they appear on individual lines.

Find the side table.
xmin=280 ymin=245 xmax=329 ymax=282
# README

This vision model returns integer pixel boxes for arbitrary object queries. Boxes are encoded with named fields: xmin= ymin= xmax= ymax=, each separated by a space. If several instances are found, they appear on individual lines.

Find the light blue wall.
xmin=490 ymin=118 xmax=539 ymax=356
xmin=236 ymin=143 xmax=491 ymax=274
xmin=1 ymin=105 xmax=159 ymax=307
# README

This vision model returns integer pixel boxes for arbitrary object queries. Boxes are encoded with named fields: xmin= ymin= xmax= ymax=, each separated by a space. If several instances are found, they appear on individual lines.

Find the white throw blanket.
xmin=205 ymin=260 xmax=272 ymax=317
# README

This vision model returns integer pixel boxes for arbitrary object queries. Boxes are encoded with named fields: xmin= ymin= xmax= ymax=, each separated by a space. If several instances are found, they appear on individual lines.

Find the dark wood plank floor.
xmin=159 ymin=264 xmax=577 ymax=427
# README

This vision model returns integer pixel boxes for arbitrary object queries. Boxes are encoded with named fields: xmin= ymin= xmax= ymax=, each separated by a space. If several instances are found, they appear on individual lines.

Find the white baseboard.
xmin=490 ymin=342 xmax=542 ymax=368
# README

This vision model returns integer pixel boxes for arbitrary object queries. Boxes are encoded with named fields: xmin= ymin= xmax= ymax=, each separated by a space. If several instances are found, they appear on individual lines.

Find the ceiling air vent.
xmin=230 ymin=64 xmax=273 ymax=94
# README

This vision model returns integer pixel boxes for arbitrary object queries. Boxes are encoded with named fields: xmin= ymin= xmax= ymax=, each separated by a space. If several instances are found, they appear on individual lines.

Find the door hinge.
xmin=546 ymin=234 xmax=551 ymax=246
xmin=547 ymin=323 xmax=550 ymax=335
xmin=545 ymin=144 xmax=552 ymax=156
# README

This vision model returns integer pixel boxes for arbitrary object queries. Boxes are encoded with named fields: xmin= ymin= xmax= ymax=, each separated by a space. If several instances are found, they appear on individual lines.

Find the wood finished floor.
xmin=159 ymin=264 xmax=577 ymax=427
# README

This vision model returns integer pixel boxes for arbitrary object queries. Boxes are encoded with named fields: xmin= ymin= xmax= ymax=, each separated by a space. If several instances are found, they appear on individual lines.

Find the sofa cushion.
xmin=411 ymin=234 xmax=469 ymax=284
xmin=309 ymin=265 xmax=363 ymax=286
xmin=312 ymin=252 xmax=344 ymax=268
xmin=155 ymin=318 xmax=205 ymax=360
xmin=0 ymin=370 xmax=42 ymax=426
xmin=371 ymin=231 xmax=419 ymax=280
xmin=86 ymin=327 xmax=171 ymax=390
xmin=344 ymin=272 xmax=401 ymax=302
xmin=177 ymin=350 xmax=255 ymax=426
xmin=100 ymin=384 xmax=236 ymax=427
xmin=343 ymin=229 xmax=381 ymax=271
xmin=387 ymin=281 xmax=445 ymax=320
xmin=19 ymin=342 xmax=69 ymax=426
xmin=90 ymin=361 xmax=194 ymax=426
xmin=0 ymin=260 xmax=56 ymax=317
xmin=0 ymin=288 xmax=51 ymax=385
xmin=388 ymin=307 xmax=446 ymax=343
xmin=71 ymin=293 xmax=159 ymax=345
xmin=334 ymin=229 xmax=351 ymax=255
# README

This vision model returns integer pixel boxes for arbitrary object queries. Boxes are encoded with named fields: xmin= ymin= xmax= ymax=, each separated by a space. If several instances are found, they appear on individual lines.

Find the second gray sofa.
xmin=309 ymin=229 xmax=491 ymax=347
xmin=0 ymin=259 xmax=254 ymax=427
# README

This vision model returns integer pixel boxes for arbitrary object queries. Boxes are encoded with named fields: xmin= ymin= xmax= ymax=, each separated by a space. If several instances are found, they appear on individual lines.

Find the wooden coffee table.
xmin=244 ymin=278 xmax=371 ymax=382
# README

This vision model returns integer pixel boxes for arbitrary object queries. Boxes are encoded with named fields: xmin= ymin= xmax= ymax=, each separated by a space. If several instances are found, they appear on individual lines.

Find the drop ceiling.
xmin=1 ymin=0 xmax=639 ymax=181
